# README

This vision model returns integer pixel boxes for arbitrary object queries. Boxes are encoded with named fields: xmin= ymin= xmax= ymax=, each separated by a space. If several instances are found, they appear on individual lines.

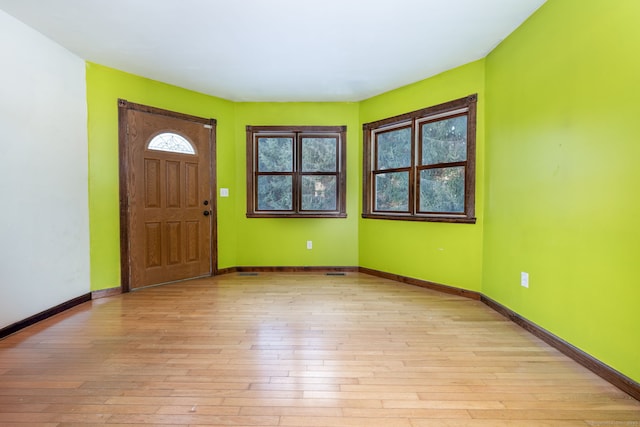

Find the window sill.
xmin=247 ymin=213 xmax=348 ymax=219
xmin=361 ymin=213 xmax=476 ymax=224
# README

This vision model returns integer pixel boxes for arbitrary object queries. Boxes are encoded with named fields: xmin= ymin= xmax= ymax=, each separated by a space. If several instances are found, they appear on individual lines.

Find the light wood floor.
xmin=0 ymin=272 xmax=638 ymax=426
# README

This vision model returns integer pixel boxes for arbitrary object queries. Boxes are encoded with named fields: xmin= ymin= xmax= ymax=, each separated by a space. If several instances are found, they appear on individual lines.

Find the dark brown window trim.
xmin=246 ymin=125 xmax=347 ymax=218
xmin=362 ymin=94 xmax=477 ymax=223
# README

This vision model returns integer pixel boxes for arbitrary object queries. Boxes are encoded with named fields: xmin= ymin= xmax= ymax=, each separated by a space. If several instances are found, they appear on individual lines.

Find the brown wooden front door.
xmin=119 ymin=100 xmax=216 ymax=291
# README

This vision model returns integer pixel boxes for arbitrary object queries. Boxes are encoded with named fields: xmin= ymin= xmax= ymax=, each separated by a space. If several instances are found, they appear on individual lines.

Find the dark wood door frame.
xmin=118 ymin=99 xmax=218 ymax=292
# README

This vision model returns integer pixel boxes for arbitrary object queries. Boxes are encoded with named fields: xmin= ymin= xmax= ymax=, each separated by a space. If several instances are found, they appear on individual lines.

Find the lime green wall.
xmin=483 ymin=0 xmax=640 ymax=381
xmin=234 ymin=103 xmax=360 ymax=267
xmin=358 ymin=60 xmax=485 ymax=291
xmin=86 ymin=63 xmax=236 ymax=290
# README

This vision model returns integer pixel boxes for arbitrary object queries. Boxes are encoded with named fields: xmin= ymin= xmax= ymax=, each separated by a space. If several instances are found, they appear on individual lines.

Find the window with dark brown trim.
xmin=362 ymin=94 xmax=477 ymax=223
xmin=246 ymin=125 xmax=347 ymax=218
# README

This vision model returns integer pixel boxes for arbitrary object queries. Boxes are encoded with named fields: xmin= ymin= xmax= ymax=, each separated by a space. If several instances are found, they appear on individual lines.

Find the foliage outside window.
xmin=362 ymin=95 xmax=477 ymax=223
xmin=246 ymin=125 xmax=347 ymax=218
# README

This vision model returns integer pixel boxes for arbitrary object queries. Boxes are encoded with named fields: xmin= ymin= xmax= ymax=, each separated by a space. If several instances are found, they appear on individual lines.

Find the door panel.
xmin=186 ymin=163 xmax=199 ymax=207
xmin=145 ymin=223 xmax=162 ymax=268
xmin=119 ymin=101 xmax=216 ymax=291
xmin=144 ymin=159 xmax=161 ymax=207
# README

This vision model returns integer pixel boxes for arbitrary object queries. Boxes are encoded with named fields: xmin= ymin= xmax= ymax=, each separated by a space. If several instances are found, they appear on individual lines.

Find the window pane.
xmin=301 ymin=176 xmax=337 ymax=210
xmin=421 ymin=115 xmax=467 ymax=165
xmin=257 ymin=175 xmax=292 ymax=210
xmin=419 ymin=167 xmax=465 ymax=213
xmin=258 ymin=138 xmax=293 ymax=172
xmin=375 ymin=171 xmax=409 ymax=211
xmin=376 ymin=127 xmax=411 ymax=170
xmin=302 ymin=138 xmax=337 ymax=172
xmin=148 ymin=132 xmax=195 ymax=154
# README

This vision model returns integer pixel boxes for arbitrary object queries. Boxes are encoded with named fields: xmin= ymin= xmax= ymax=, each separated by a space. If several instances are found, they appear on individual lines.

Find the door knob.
xmin=203 ymin=210 xmax=211 ymax=216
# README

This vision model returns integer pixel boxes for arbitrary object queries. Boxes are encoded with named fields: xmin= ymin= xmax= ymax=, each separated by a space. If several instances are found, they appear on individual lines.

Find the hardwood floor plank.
xmin=0 ymin=411 xmax=57 ymax=423
xmin=43 ymin=403 xmax=161 ymax=414
xmin=0 ymin=424 xmax=58 ymax=427
xmin=0 ymin=272 xmax=637 ymax=426
xmin=0 ymin=403 xmax=49 ymax=412
xmin=239 ymin=406 xmax=342 ymax=417
xmin=106 ymin=413 xmax=281 ymax=425
xmin=468 ymin=408 xmax=640 ymax=421
xmin=156 ymin=405 xmax=241 ymax=415
xmin=280 ymin=415 xmax=413 ymax=426
xmin=410 ymin=421 xmax=588 ymax=427
xmin=384 ymin=400 xmax=506 ymax=410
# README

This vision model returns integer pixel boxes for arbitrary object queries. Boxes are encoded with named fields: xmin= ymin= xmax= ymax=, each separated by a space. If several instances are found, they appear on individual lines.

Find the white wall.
xmin=0 ymin=10 xmax=90 ymax=328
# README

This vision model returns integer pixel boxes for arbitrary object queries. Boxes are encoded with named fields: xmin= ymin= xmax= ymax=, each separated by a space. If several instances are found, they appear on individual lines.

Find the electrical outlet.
xmin=521 ymin=272 xmax=529 ymax=288
xmin=306 ymin=240 xmax=313 ymax=250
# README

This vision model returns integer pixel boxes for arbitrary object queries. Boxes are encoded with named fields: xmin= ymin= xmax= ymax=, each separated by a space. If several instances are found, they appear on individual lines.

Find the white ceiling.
xmin=0 ymin=0 xmax=546 ymax=102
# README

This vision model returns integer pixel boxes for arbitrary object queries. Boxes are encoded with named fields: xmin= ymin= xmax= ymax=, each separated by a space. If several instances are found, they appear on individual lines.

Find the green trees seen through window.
xmin=247 ymin=126 xmax=347 ymax=218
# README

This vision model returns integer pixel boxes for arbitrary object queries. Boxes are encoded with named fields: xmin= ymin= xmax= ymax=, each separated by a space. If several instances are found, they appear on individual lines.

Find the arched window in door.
xmin=148 ymin=132 xmax=196 ymax=155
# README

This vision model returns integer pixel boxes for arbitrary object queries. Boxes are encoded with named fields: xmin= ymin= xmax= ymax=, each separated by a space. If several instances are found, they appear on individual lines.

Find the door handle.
xmin=203 ymin=210 xmax=211 ymax=216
